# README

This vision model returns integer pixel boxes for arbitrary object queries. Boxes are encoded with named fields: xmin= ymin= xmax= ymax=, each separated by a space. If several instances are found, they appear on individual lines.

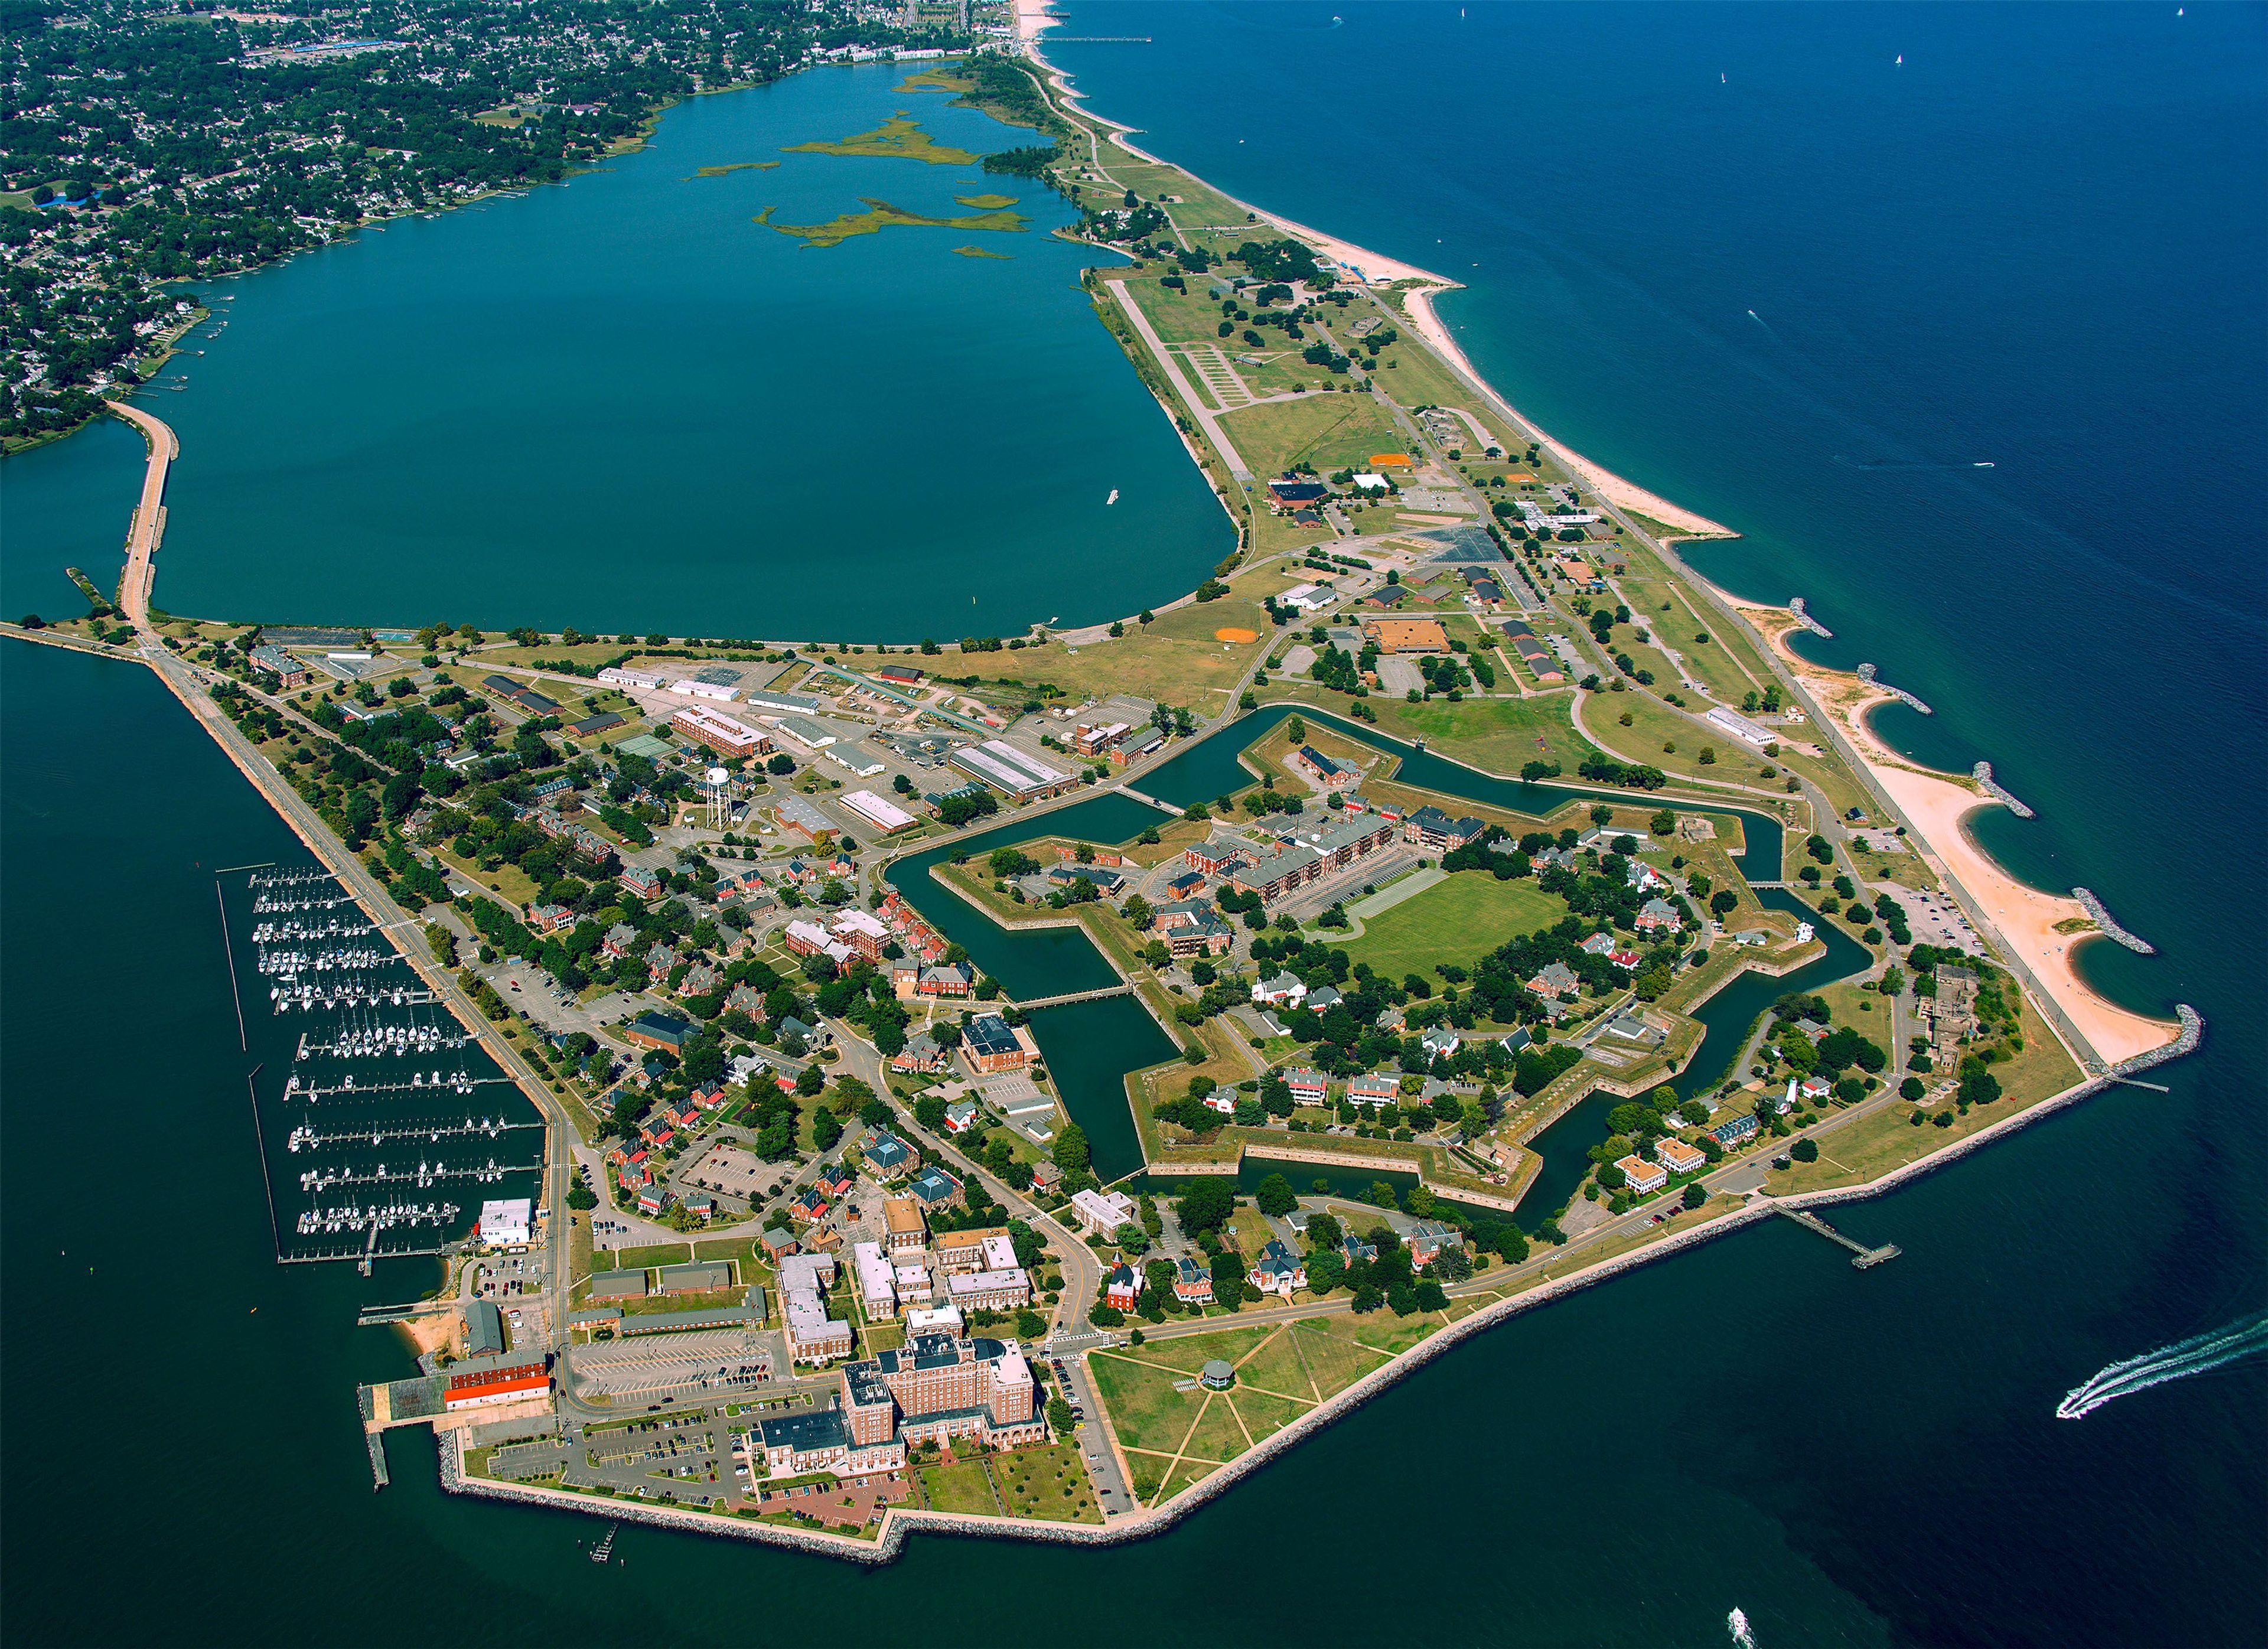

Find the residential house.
xmin=1252 ymin=973 xmax=1309 ymax=1008
xmin=1526 ymin=962 xmax=1581 ymax=1000
xmin=1345 ymin=1074 xmax=1400 ymax=1109
xmin=1637 ymin=898 xmax=1684 ymax=934
xmin=1617 ymin=1156 xmax=1668 ymax=1196
xmin=1656 ymin=1139 xmax=1706 ymax=1175
xmin=942 ymin=1099 xmax=981 ymax=1135
xmin=891 ymin=1030 xmax=952 ymax=1075
xmin=907 ymin=1167 xmax=964 ymax=1212
xmin=1104 ymin=1263 xmax=1140 ymax=1312
xmin=1405 ymin=1220 xmax=1466 ymax=1270
xmin=1286 ymin=1068 xmax=1331 ymax=1106
xmin=1173 ymin=1256 xmax=1215 ymax=1306
xmin=1250 ymin=1239 xmax=1307 ymax=1296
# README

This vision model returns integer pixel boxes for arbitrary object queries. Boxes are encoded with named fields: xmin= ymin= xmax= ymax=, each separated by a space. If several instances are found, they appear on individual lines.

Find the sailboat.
xmin=1895 ymin=53 xmax=1904 ymax=64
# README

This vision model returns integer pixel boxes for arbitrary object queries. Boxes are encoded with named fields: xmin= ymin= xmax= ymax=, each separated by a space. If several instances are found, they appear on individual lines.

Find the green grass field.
xmin=917 ymin=1456 xmax=1002 ymax=1515
xmin=992 ymin=1442 xmax=1102 ymax=1523
xmin=1340 ymin=873 xmax=1569 ymax=979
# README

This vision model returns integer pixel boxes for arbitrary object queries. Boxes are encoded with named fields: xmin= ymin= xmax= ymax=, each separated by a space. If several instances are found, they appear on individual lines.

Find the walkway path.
xmin=1105 ymin=278 xmax=1253 ymax=482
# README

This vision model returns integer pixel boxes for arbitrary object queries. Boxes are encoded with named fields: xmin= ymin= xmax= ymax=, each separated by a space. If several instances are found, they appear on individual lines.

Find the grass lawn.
xmin=1340 ymin=873 xmax=1569 ymax=979
xmin=1175 ymin=1394 xmax=1253 ymax=1463
xmin=992 ymin=1442 xmax=1102 ymax=1524
xmin=1347 ymin=1312 xmax=1440 ymax=1356
xmin=435 ymin=848 xmax=540 ymax=907
xmin=1231 ymin=1327 xmax=1319 ymax=1403
xmin=1367 ymin=692 xmax=1598 ymax=778
xmin=917 ymin=1456 xmax=1002 ymax=1516
xmin=607 ymin=1242 xmax=690 ymax=1271
xmin=1158 ymin=1459 xmax=1220 ymax=1503
xmin=1003 ymin=581 xmax=1275 ymax=715
xmin=1288 ymin=1321 xmax=1393 ymax=1397
xmin=1087 ymin=1351 xmax=1203 ymax=1456
xmin=1116 ymin=1325 xmax=1275 ymax=1378
xmin=692 ymin=1236 xmax=756 ymax=1266
xmin=1219 ymin=394 xmax=1410 ymax=479
xmin=1224 ymin=1386 xmax=1311 ymax=1443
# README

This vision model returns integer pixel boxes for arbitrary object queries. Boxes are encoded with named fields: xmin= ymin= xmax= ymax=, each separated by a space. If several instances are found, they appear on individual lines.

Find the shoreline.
xmin=1019 ymin=6 xmax=1737 ymax=539
xmin=1726 ymin=601 xmax=2177 ymax=1067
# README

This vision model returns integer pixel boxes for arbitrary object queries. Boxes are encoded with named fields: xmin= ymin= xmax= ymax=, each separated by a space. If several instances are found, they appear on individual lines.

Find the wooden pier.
xmin=1774 ymin=1205 xmax=1901 ymax=1268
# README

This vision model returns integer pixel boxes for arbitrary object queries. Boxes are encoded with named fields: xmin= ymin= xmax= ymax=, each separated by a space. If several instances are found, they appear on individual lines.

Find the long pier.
xmin=1772 ymin=1205 xmax=1901 ymax=1267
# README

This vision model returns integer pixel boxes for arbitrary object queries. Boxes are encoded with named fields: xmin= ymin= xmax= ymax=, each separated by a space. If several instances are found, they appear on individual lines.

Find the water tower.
xmin=703 ymin=766 xmax=730 ymax=832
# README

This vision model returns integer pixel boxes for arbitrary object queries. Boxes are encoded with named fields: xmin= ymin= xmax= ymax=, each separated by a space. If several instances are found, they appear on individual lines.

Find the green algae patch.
xmin=689 ymin=161 xmax=781 ymax=179
xmin=759 ymin=197 xmax=1027 ymax=249
xmin=954 ymin=192 xmax=1019 ymax=210
xmin=954 ymin=245 xmax=1014 ymax=259
xmin=782 ymin=113 xmax=977 ymax=166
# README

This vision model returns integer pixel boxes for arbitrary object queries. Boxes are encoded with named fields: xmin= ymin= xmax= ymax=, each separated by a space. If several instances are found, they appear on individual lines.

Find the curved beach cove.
xmin=6 ymin=64 xmax=1231 ymax=636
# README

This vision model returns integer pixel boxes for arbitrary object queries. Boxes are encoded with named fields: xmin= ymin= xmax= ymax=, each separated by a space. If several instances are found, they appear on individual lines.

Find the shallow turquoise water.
xmin=0 ymin=65 xmax=1232 ymax=637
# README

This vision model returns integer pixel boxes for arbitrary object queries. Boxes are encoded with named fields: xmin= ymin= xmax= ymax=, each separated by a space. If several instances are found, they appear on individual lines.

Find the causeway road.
xmin=106 ymin=398 xmax=177 ymax=628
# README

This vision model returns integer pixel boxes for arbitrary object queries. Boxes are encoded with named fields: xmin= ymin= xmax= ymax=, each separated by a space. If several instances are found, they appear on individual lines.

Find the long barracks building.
xmin=1228 ymin=812 xmax=1396 ymax=903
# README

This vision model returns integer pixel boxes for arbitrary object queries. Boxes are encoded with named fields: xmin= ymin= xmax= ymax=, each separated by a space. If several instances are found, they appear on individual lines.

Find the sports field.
xmin=1339 ymin=872 xmax=1569 ymax=978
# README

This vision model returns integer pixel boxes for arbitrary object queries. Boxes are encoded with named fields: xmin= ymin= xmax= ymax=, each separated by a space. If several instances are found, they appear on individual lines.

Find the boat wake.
xmin=2055 ymin=1313 xmax=2268 ymax=1420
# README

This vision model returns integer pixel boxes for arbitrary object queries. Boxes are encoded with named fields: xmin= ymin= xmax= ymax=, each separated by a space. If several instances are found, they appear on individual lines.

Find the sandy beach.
xmin=1021 ymin=28 xmax=1734 ymax=539
xmin=1733 ymin=607 xmax=2176 ymax=1067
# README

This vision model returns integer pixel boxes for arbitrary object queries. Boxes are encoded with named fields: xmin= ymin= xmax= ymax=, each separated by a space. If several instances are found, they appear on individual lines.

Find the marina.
xmin=219 ymin=863 xmax=543 ymax=1269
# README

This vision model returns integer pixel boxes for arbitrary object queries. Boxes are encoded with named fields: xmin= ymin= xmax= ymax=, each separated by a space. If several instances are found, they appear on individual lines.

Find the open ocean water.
xmin=3 ymin=6 xmax=2263 ymax=1644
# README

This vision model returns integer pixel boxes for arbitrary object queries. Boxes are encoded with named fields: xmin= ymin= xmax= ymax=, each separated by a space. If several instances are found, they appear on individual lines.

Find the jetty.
xmin=1787 ymin=597 xmax=1833 ymax=638
xmin=1772 ymin=1205 xmax=1901 ymax=1268
xmin=1856 ymin=661 xmax=1933 ymax=715
xmin=1974 ymin=761 xmax=2036 ymax=820
xmin=2073 ymin=887 xmax=2152 ymax=953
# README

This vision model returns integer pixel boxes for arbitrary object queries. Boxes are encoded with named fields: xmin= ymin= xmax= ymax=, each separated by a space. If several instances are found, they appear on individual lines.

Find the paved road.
xmin=106 ymin=399 xmax=177 ymax=627
xmin=1106 ymin=278 xmax=1253 ymax=481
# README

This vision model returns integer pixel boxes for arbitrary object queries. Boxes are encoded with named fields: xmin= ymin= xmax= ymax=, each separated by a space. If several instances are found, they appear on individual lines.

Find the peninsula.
xmin=1 ymin=1 xmax=2198 ymax=1567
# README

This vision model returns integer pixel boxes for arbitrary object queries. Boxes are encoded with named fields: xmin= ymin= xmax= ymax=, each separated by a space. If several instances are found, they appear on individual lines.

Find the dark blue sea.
xmin=2 ymin=6 xmax=2262 ymax=1644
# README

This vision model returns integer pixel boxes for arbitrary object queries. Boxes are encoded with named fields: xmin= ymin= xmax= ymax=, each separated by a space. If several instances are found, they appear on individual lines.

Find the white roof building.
xmin=841 ymin=789 xmax=917 ymax=832
xmin=1703 ymin=706 xmax=1777 ymax=747
xmin=476 ymin=1198 xmax=533 ymax=1247
xmin=1069 ymin=1187 xmax=1138 ymax=1237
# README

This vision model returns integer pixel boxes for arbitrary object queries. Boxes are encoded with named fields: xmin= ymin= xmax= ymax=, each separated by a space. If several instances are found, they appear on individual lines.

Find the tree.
xmin=1176 ymin=1177 xmax=1236 ymax=1237
xmin=1255 ymin=1172 xmax=1296 ymax=1217
xmin=794 ymin=1063 xmax=826 ymax=1097
xmin=1052 ymin=1122 xmax=1090 ymax=1179
xmin=1790 ymin=1136 xmax=1819 ymax=1162
xmin=1682 ymin=1182 xmax=1707 ymax=1210
xmin=1899 ymin=1076 xmax=1926 ymax=1101
xmin=1959 ymin=1068 xmax=2003 ymax=1107
xmin=1047 ymin=1396 xmax=1076 ymax=1432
